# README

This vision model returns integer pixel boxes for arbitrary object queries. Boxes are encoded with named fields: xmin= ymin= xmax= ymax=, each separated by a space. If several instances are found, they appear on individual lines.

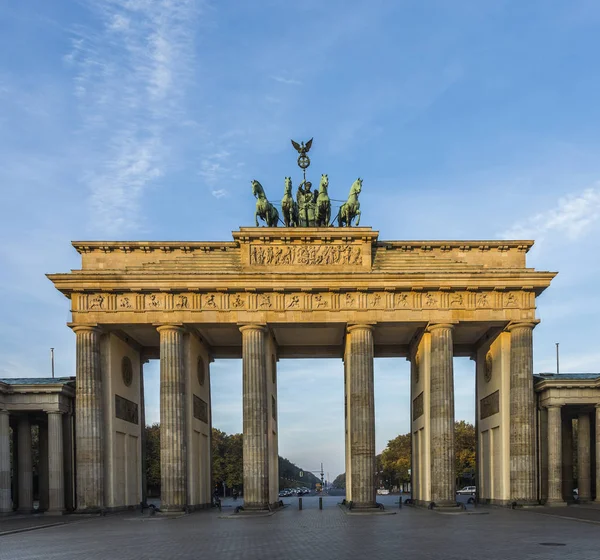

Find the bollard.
xmin=319 ymin=497 xmax=323 ymax=510
xmin=399 ymin=497 xmax=402 ymax=509
xmin=299 ymin=497 xmax=302 ymax=510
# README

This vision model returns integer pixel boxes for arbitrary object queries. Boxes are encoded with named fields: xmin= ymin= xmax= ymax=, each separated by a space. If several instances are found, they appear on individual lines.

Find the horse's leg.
xmin=355 ymin=209 xmax=361 ymax=226
xmin=255 ymin=209 xmax=260 ymax=227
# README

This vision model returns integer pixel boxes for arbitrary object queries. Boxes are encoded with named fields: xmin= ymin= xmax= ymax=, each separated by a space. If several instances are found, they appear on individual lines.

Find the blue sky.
xmin=1 ymin=0 xmax=600 ymax=479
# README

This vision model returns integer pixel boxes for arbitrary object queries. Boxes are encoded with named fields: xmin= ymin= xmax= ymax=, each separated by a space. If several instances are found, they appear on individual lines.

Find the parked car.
xmin=457 ymin=486 xmax=476 ymax=496
xmin=377 ymin=488 xmax=390 ymax=495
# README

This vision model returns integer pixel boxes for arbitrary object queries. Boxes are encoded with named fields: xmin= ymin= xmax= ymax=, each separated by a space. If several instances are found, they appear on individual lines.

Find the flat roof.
xmin=0 ymin=377 xmax=75 ymax=386
xmin=534 ymin=373 xmax=600 ymax=380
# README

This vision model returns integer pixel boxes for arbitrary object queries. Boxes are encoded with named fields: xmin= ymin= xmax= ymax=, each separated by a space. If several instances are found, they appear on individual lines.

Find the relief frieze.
xmin=78 ymin=289 xmax=530 ymax=313
xmin=249 ymin=244 xmax=362 ymax=266
xmin=480 ymin=390 xmax=500 ymax=420
xmin=413 ymin=392 xmax=424 ymax=421
xmin=115 ymin=395 xmax=139 ymax=425
xmin=193 ymin=395 xmax=209 ymax=423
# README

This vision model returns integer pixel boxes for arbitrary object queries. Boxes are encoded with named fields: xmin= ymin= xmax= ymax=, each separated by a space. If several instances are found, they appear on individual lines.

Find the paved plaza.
xmin=1 ymin=496 xmax=600 ymax=560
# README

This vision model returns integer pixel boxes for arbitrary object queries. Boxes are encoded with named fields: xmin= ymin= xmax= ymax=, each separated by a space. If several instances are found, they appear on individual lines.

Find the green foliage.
xmin=144 ymin=424 xmax=317 ymax=495
xmin=338 ymin=421 xmax=477 ymax=490
xmin=145 ymin=423 xmax=161 ymax=496
xmin=278 ymin=456 xmax=319 ymax=489
xmin=378 ymin=432 xmax=412 ymax=488
xmin=332 ymin=472 xmax=346 ymax=488
xmin=454 ymin=420 xmax=476 ymax=476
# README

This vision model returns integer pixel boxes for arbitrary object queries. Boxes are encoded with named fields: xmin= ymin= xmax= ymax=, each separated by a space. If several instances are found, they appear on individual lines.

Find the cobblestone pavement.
xmin=2 ymin=496 xmax=600 ymax=560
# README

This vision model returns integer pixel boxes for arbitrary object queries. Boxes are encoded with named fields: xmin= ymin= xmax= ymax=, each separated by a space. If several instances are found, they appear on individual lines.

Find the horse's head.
xmin=284 ymin=176 xmax=292 ymax=195
xmin=319 ymin=174 xmax=329 ymax=192
xmin=350 ymin=177 xmax=362 ymax=196
xmin=251 ymin=179 xmax=264 ymax=199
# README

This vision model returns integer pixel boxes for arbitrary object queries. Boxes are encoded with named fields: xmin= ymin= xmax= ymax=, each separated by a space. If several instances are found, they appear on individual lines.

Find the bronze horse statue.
xmin=338 ymin=178 xmax=362 ymax=227
xmin=252 ymin=180 xmax=279 ymax=227
xmin=315 ymin=174 xmax=331 ymax=227
xmin=281 ymin=176 xmax=299 ymax=227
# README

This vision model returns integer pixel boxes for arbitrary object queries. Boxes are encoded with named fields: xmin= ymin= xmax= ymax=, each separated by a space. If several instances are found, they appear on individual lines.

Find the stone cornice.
xmin=70 ymin=238 xmax=534 ymax=253
xmin=535 ymin=378 xmax=600 ymax=392
xmin=47 ymin=271 xmax=556 ymax=293
xmin=72 ymin=241 xmax=238 ymax=254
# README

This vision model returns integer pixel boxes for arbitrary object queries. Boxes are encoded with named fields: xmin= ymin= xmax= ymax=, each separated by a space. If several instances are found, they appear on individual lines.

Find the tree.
xmin=145 ymin=423 xmax=161 ymax=496
xmin=379 ymin=433 xmax=411 ymax=488
xmin=332 ymin=473 xmax=346 ymax=488
xmin=335 ymin=421 xmax=477 ymax=491
xmin=454 ymin=420 xmax=476 ymax=480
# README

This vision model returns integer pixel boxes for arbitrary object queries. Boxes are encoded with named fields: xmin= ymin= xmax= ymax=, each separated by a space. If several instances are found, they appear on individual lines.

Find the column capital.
xmin=545 ymin=403 xmax=564 ymax=409
xmin=0 ymin=409 xmax=8 ymax=416
xmin=595 ymin=403 xmax=600 ymax=409
xmin=155 ymin=323 xmax=185 ymax=334
xmin=70 ymin=324 xmax=102 ymax=335
xmin=46 ymin=410 xmax=64 ymax=416
xmin=506 ymin=320 xmax=539 ymax=332
xmin=426 ymin=322 xmax=456 ymax=333
xmin=347 ymin=323 xmax=375 ymax=334
xmin=238 ymin=323 xmax=267 ymax=334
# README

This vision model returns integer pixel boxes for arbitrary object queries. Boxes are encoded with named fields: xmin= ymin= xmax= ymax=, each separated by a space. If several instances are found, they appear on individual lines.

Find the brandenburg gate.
xmin=47 ymin=226 xmax=556 ymax=511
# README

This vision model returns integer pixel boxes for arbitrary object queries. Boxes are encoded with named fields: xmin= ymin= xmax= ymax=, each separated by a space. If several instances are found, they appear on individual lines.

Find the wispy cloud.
xmin=65 ymin=0 xmax=202 ymax=236
xmin=271 ymin=75 xmax=302 ymax=86
xmin=501 ymin=185 xmax=600 ymax=241
xmin=211 ymin=188 xmax=228 ymax=198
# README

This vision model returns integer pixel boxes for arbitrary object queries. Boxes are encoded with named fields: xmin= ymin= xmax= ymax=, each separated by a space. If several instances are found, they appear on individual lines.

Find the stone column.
xmin=17 ymin=416 xmax=33 ymax=513
xmin=73 ymin=325 xmax=104 ymax=512
xmin=240 ymin=325 xmax=269 ymax=510
xmin=577 ymin=412 xmax=591 ymax=502
xmin=595 ymin=406 xmax=600 ymax=503
xmin=546 ymin=405 xmax=564 ymax=505
xmin=347 ymin=324 xmax=376 ymax=509
xmin=63 ymin=414 xmax=75 ymax=511
xmin=429 ymin=323 xmax=456 ymax=507
xmin=157 ymin=325 xmax=187 ymax=512
xmin=507 ymin=322 xmax=537 ymax=504
xmin=0 ymin=410 xmax=11 ymax=514
xmin=38 ymin=423 xmax=49 ymax=511
xmin=47 ymin=411 xmax=65 ymax=514
xmin=140 ymin=359 xmax=148 ymax=507
xmin=562 ymin=414 xmax=573 ymax=500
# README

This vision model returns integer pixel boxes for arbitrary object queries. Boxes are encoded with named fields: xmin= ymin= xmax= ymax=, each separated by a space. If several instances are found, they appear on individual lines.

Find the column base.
xmin=75 ymin=507 xmax=104 ymax=515
xmin=45 ymin=509 xmax=66 ymax=516
xmin=545 ymin=500 xmax=567 ymax=507
xmin=159 ymin=505 xmax=187 ymax=513
xmin=17 ymin=508 xmax=36 ymax=514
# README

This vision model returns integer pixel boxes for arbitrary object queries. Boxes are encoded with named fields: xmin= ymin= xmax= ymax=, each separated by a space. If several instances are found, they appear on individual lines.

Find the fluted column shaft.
xmin=73 ymin=326 xmax=104 ymax=511
xmin=595 ymin=406 xmax=600 ymax=503
xmin=0 ymin=410 xmax=11 ymax=513
xmin=158 ymin=325 xmax=187 ymax=511
xmin=561 ymin=415 xmax=573 ymax=500
xmin=140 ymin=360 xmax=148 ymax=506
xmin=39 ymin=423 xmax=49 ymax=511
xmin=347 ymin=324 xmax=376 ymax=508
xmin=577 ymin=412 xmax=591 ymax=502
xmin=17 ymin=416 xmax=33 ymax=513
xmin=47 ymin=411 xmax=65 ymax=514
xmin=546 ymin=405 xmax=564 ymax=504
xmin=508 ymin=322 xmax=537 ymax=503
xmin=240 ymin=325 xmax=269 ymax=509
xmin=429 ymin=324 xmax=455 ymax=506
